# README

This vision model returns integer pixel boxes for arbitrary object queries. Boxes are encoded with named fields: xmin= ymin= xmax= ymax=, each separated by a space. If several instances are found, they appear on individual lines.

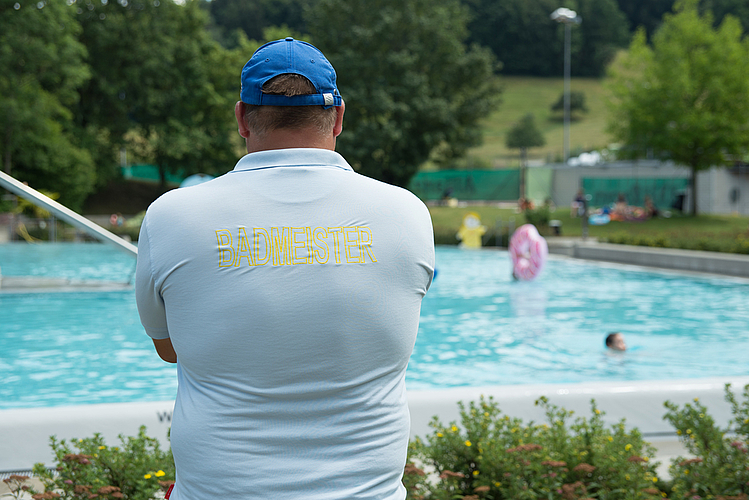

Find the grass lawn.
xmin=466 ymin=76 xmax=612 ymax=168
xmin=429 ymin=204 xmax=749 ymax=253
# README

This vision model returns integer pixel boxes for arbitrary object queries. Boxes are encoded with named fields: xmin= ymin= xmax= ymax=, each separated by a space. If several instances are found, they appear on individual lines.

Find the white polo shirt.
xmin=136 ymin=148 xmax=434 ymax=500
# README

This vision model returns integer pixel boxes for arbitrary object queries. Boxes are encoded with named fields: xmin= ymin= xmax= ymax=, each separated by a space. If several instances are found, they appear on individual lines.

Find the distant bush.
xmin=602 ymin=232 xmax=749 ymax=255
xmin=523 ymin=205 xmax=551 ymax=234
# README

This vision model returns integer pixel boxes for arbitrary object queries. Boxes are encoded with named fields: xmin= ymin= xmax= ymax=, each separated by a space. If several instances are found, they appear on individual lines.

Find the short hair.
xmin=243 ymin=74 xmax=338 ymax=138
xmin=605 ymin=332 xmax=620 ymax=347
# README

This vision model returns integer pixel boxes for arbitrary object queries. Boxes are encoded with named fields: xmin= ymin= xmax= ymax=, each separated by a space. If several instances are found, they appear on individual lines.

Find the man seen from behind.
xmin=135 ymin=38 xmax=435 ymax=500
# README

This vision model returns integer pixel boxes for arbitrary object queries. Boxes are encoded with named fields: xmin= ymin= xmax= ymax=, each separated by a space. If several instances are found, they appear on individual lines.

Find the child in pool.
xmin=605 ymin=332 xmax=626 ymax=351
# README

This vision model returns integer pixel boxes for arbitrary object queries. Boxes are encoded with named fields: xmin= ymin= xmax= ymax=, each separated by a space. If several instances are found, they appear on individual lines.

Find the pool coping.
xmin=546 ymin=238 xmax=749 ymax=277
xmin=2 ymin=376 xmax=748 ymax=478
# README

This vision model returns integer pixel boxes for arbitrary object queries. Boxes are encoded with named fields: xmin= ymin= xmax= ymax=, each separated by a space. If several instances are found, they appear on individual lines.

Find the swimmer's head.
xmin=605 ymin=332 xmax=626 ymax=351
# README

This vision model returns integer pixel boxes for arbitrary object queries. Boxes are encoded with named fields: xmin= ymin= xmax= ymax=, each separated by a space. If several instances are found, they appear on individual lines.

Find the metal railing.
xmin=0 ymin=170 xmax=137 ymax=257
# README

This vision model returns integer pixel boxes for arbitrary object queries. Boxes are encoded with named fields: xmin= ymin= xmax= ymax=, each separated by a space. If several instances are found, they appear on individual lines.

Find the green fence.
xmin=582 ymin=177 xmax=689 ymax=209
xmin=408 ymin=169 xmax=520 ymax=201
xmin=122 ymin=164 xmax=185 ymax=185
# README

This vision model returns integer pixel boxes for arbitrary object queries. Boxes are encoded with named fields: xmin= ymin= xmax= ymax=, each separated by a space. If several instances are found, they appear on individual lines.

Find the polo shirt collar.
xmin=233 ymin=148 xmax=354 ymax=173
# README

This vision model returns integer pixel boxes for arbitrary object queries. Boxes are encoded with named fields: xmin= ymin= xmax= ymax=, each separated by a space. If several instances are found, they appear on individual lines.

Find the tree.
xmin=206 ymin=0 xmax=312 ymax=47
xmin=0 ymin=0 xmax=95 ymax=210
xmin=574 ymin=0 xmax=631 ymax=77
xmin=607 ymin=0 xmax=749 ymax=214
xmin=506 ymin=113 xmax=545 ymax=199
xmin=506 ymin=114 xmax=546 ymax=166
xmin=550 ymin=91 xmax=589 ymax=119
xmin=701 ymin=0 xmax=749 ymax=34
xmin=73 ymin=0 xmax=247 ymax=187
xmin=614 ymin=0 xmax=675 ymax=39
xmin=463 ymin=0 xmax=629 ymax=77
xmin=306 ymin=0 xmax=500 ymax=187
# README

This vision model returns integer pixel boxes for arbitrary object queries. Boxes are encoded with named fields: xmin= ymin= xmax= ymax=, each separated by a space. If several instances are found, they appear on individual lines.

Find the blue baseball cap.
xmin=240 ymin=37 xmax=342 ymax=109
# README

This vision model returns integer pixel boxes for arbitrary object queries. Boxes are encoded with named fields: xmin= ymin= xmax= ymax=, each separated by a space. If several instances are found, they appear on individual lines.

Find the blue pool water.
xmin=1 ymin=243 xmax=748 ymax=409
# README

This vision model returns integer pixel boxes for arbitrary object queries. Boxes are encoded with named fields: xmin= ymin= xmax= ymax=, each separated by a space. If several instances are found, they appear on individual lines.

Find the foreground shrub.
xmin=406 ymin=396 xmax=662 ymax=499
xmin=30 ymin=426 xmax=173 ymax=500
xmin=664 ymin=384 xmax=749 ymax=499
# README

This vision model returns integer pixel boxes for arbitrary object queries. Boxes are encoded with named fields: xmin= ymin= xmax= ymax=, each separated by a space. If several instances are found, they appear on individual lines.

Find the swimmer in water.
xmin=605 ymin=332 xmax=626 ymax=351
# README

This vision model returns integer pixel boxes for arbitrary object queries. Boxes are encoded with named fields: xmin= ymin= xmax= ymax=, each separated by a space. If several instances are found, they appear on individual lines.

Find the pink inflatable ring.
xmin=509 ymin=224 xmax=548 ymax=281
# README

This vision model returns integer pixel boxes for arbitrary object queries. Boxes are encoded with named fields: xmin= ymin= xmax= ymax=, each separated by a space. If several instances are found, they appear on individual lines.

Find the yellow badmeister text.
xmin=215 ymin=226 xmax=377 ymax=268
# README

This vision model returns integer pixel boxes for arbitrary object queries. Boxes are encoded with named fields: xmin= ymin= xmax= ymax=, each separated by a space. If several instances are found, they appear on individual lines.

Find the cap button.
xmin=285 ymin=37 xmax=294 ymax=41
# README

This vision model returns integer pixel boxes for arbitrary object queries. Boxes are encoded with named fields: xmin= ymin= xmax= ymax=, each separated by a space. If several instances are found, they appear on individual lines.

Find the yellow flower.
xmin=744 ymin=418 xmax=749 ymax=424
xmin=625 ymin=474 xmax=630 ymax=481
xmin=98 ymin=446 xmax=106 ymax=450
xmin=155 ymin=470 xmax=165 ymax=477
xmin=494 ymin=482 xmax=501 ymax=487
xmin=684 ymin=470 xmax=690 ymax=475
xmin=484 ymin=412 xmax=489 ymax=417
xmin=677 ymin=430 xmax=682 ymax=435
xmin=144 ymin=474 xmax=152 ymax=479
xmin=595 ymin=409 xmax=601 ymax=415
xmin=686 ymin=429 xmax=692 ymax=434
xmin=607 ymin=436 xmax=613 ymax=442
xmin=451 ymin=426 xmax=458 ymax=433
xmin=643 ymin=457 xmax=649 ymax=462
xmin=625 ymin=444 xmax=632 ymax=451
xmin=437 ymin=433 xmax=444 ymax=438
xmin=699 ymin=413 xmax=704 ymax=418
xmin=693 ymin=398 xmax=699 ymax=402
xmin=465 ymin=440 xmax=472 ymax=447
xmin=661 ymin=493 xmax=667 ymax=498
xmin=472 ymin=470 xmax=479 ymax=476
xmin=652 ymin=477 xmax=658 ymax=483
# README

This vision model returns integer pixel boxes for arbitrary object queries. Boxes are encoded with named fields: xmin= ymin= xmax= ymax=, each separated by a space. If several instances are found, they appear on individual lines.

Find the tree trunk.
xmin=689 ymin=165 xmax=698 ymax=215
xmin=159 ymin=165 xmax=167 ymax=189
xmin=3 ymin=127 xmax=11 ymax=175
xmin=520 ymin=148 xmax=527 ymax=200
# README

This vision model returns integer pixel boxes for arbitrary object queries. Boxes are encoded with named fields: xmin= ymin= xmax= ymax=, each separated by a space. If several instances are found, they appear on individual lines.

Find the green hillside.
xmin=467 ymin=76 xmax=613 ymax=168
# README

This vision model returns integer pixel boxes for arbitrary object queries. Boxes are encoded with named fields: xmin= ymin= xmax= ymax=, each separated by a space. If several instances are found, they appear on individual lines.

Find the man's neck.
xmin=247 ymin=130 xmax=336 ymax=154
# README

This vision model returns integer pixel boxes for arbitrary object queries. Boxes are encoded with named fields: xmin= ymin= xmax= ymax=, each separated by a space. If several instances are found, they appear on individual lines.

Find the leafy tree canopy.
xmin=614 ymin=0 xmax=675 ymax=39
xmin=205 ymin=0 xmax=311 ymax=48
xmin=0 ymin=0 xmax=95 ymax=210
xmin=463 ymin=0 xmax=629 ymax=77
xmin=606 ymin=0 xmax=749 ymax=214
xmin=506 ymin=114 xmax=546 ymax=151
xmin=73 ymin=0 xmax=248 ymax=186
xmin=550 ymin=91 xmax=589 ymax=117
xmin=306 ymin=0 xmax=500 ymax=187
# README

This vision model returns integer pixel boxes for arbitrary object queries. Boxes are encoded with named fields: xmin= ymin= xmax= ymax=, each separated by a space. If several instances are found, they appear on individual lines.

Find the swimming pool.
xmin=1 ymin=243 xmax=748 ymax=409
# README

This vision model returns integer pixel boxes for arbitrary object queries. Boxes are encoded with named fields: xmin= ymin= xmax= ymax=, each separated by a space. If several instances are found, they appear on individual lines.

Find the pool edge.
xmin=2 ymin=376 xmax=748 ymax=475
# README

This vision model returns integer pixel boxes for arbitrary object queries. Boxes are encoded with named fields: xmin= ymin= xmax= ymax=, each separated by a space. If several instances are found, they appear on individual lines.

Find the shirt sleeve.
xmin=135 ymin=212 xmax=170 ymax=340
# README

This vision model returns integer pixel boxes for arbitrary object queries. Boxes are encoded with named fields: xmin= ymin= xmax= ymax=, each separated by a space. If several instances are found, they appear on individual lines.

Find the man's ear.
xmin=333 ymin=100 xmax=345 ymax=137
xmin=235 ymin=101 xmax=251 ymax=139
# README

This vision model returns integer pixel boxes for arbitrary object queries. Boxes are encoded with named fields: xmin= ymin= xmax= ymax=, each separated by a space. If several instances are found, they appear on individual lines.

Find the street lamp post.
xmin=550 ymin=8 xmax=581 ymax=164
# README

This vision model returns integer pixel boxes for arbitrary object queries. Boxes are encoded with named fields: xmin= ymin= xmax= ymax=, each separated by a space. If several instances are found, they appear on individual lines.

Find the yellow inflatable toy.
xmin=456 ymin=212 xmax=486 ymax=249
